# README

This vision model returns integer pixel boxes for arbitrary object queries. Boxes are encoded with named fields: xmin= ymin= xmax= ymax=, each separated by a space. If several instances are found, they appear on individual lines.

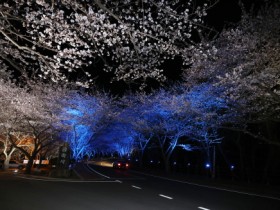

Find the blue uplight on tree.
xmin=59 ymin=92 xmax=109 ymax=160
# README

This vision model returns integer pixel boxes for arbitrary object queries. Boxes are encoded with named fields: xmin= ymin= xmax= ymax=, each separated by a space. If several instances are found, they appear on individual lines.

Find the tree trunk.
xmin=25 ymin=155 xmax=35 ymax=174
xmin=164 ymin=158 xmax=170 ymax=173
xmin=211 ymin=145 xmax=216 ymax=179
xmin=159 ymin=147 xmax=169 ymax=173
xmin=262 ymin=121 xmax=278 ymax=184
xmin=139 ymin=150 xmax=144 ymax=168
xmin=164 ymin=151 xmax=173 ymax=173
xmin=236 ymin=132 xmax=246 ymax=181
xmin=3 ymin=155 xmax=12 ymax=170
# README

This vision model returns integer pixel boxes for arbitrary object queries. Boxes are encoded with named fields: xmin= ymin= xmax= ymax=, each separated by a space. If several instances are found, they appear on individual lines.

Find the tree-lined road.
xmin=1 ymin=163 xmax=280 ymax=210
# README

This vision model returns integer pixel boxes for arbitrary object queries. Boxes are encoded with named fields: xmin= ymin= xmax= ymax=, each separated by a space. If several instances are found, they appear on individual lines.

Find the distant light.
xmin=230 ymin=165 xmax=235 ymax=170
xmin=187 ymin=163 xmax=191 ymax=166
xmin=135 ymin=159 xmax=138 ymax=162
xmin=173 ymin=161 xmax=177 ymax=165
xmin=14 ymin=169 xmax=18 ymax=173
xmin=205 ymin=163 xmax=210 ymax=168
xmin=150 ymin=160 xmax=153 ymax=163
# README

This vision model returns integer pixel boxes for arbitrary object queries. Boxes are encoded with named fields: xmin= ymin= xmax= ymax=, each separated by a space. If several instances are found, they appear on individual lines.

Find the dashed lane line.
xmin=198 ymin=207 xmax=210 ymax=210
xmin=159 ymin=194 xmax=173 ymax=200
xmin=131 ymin=170 xmax=280 ymax=201
xmin=131 ymin=185 xmax=142 ymax=189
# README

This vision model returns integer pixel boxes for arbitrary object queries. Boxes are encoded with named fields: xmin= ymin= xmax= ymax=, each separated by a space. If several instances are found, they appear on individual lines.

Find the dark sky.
xmin=206 ymin=0 xmax=269 ymax=30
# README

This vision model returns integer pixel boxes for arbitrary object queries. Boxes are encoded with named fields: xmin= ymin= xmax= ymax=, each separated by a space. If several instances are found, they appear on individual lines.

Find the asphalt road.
xmin=0 ymin=163 xmax=280 ymax=210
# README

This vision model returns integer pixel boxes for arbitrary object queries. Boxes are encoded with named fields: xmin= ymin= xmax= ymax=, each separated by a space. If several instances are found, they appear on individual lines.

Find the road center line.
xmin=159 ymin=194 xmax=173 ymax=200
xmin=86 ymin=163 xmax=110 ymax=179
xmin=131 ymin=185 xmax=142 ymax=189
xmin=198 ymin=207 xmax=210 ymax=210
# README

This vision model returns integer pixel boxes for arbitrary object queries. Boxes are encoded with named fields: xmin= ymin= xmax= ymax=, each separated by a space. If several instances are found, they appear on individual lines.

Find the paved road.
xmin=83 ymin=163 xmax=280 ymax=210
xmin=0 ymin=163 xmax=280 ymax=210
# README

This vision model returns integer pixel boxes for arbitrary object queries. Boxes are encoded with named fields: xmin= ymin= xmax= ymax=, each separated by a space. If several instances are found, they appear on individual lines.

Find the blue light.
xmin=59 ymin=95 xmax=99 ymax=160
xmin=205 ymin=163 xmax=211 ymax=168
xmin=230 ymin=165 xmax=235 ymax=170
xmin=93 ymin=121 xmax=137 ymax=157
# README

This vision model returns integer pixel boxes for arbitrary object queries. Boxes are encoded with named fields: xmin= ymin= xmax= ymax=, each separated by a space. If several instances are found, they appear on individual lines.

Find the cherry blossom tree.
xmin=115 ymin=93 xmax=154 ymax=165
xmin=146 ymin=85 xmax=230 ymax=172
xmin=162 ymin=92 xmax=193 ymax=168
xmin=92 ymin=96 xmax=138 ymax=158
xmin=59 ymin=91 xmax=114 ymax=160
xmin=0 ymin=135 xmax=16 ymax=170
xmin=121 ymin=89 xmax=194 ymax=172
xmin=0 ymin=80 xmax=34 ymax=170
xmin=0 ymin=79 xmax=68 ymax=173
xmin=96 ymin=122 xmax=136 ymax=158
xmin=118 ymin=83 xmax=236 ymax=172
xmin=0 ymin=0 xmax=216 ymax=87
xmin=183 ymin=2 xmax=280 ymax=145
xmin=185 ymin=84 xmax=234 ymax=178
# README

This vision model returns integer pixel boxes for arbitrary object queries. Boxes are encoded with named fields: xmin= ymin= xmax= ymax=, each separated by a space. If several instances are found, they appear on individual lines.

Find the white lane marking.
xmin=86 ymin=163 xmax=110 ymax=179
xmin=131 ymin=185 xmax=142 ymax=190
xmin=198 ymin=207 xmax=210 ymax=210
xmin=115 ymin=180 xmax=122 ymax=183
xmin=17 ymin=176 xmax=119 ymax=183
xmin=159 ymin=194 xmax=173 ymax=200
xmin=131 ymin=171 xmax=280 ymax=201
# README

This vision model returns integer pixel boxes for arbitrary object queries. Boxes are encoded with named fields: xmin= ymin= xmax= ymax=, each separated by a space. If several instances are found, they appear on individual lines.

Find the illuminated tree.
xmin=93 ymin=95 xmax=139 ymax=158
xmin=185 ymin=84 xmax=235 ymax=178
xmin=116 ymin=94 xmax=153 ymax=165
xmin=215 ymin=3 xmax=280 ymax=123
xmin=131 ymin=119 xmax=154 ymax=166
xmin=60 ymin=91 xmax=114 ymax=160
xmin=120 ymin=83 xmax=235 ymax=172
xmin=0 ymin=81 xmax=17 ymax=169
xmin=183 ymin=2 xmax=280 ymax=145
xmin=0 ymin=135 xmax=16 ymax=170
xmin=94 ymin=121 xmax=136 ymax=158
xmin=0 ymin=80 xmax=67 ymax=173
xmin=0 ymin=80 xmax=36 ymax=170
xmin=0 ymin=133 xmax=35 ymax=170
xmin=0 ymin=0 xmax=215 ymax=87
xmin=121 ymin=89 xmax=193 ymax=172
